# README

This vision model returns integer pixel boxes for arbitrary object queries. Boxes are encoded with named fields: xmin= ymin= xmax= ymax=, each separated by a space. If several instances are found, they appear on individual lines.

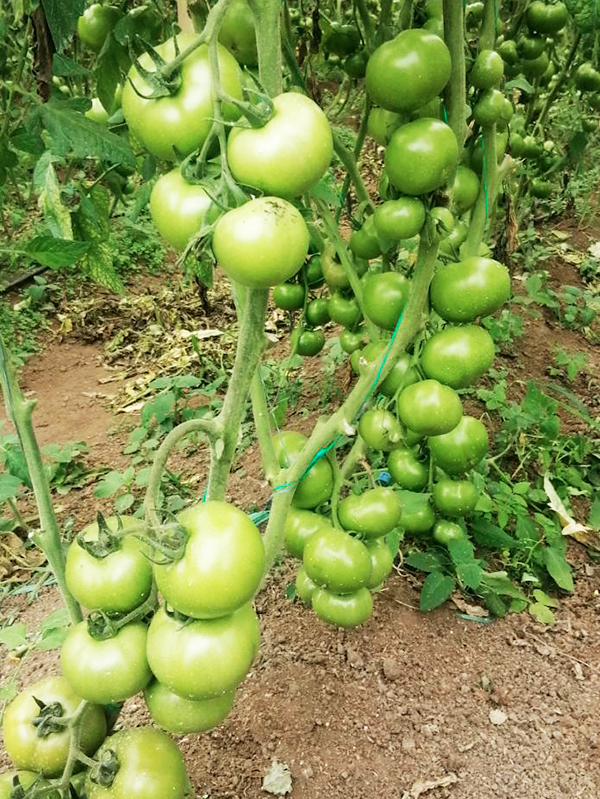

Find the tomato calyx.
xmin=76 ymin=513 xmax=127 ymax=560
xmin=127 ymin=39 xmax=183 ymax=100
xmin=31 ymin=698 xmax=67 ymax=738
xmin=90 ymin=748 xmax=121 ymax=789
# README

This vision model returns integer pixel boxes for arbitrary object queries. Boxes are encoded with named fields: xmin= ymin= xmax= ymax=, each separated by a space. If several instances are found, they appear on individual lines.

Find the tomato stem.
xmin=443 ymin=0 xmax=467 ymax=151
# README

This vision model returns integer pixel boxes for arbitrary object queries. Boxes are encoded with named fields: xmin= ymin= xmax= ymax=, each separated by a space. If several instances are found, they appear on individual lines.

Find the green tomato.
xmin=518 ymin=34 xmax=545 ymax=59
xmin=438 ymin=220 xmax=468 ymax=257
xmin=293 ymin=328 xmax=326 ymax=356
xmin=510 ymin=132 xmax=525 ymax=157
xmin=303 ymin=255 xmax=325 ymax=288
xmin=273 ymin=282 xmax=305 ymax=311
xmin=362 ymin=271 xmax=410 ymax=330
xmin=433 ymin=479 xmax=478 ymax=516
xmin=85 ymin=98 xmax=110 ymax=125
xmin=430 ymin=257 xmax=511 ymax=322
xmin=397 ymin=379 xmax=462 ymax=436
xmin=150 ymin=168 xmax=214 ymax=252
xmin=344 ymin=49 xmax=369 ymax=79
xmin=154 ymin=500 xmax=264 ymax=619
xmin=387 ymin=448 xmax=429 ymax=491
xmin=338 ymin=487 xmax=402 ymax=539
xmin=366 ymin=29 xmax=451 ymax=113
xmin=430 ymin=206 xmax=455 ymax=239
xmin=521 ymin=134 xmax=544 ymax=159
xmin=61 ymin=620 xmax=152 ymax=705
xmin=295 ymin=565 xmax=319 ymax=603
xmin=85 ymin=728 xmax=189 ymax=799
xmin=143 ymin=680 xmax=235 ymax=734
xmin=358 ymin=408 xmax=404 ymax=451
xmin=355 ymin=343 xmax=420 ymax=397
xmin=340 ymin=327 xmax=366 ymax=354
xmin=432 ymin=519 xmax=466 ymax=546
xmin=367 ymin=107 xmax=404 ymax=146
xmin=530 ymin=177 xmax=554 ymax=198
xmin=284 ymin=507 xmax=332 ymax=559
xmin=228 ymin=93 xmax=333 ymax=198
xmin=526 ymin=1 xmax=568 ymax=33
xmin=451 ymin=166 xmax=480 ymax=215
xmin=303 ymin=525 xmax=372 ymax=593
xmin=327 ymin=291 xmax=362 ymax=328
xmin=421 ymin=325 xmax=495 ymax=389
xmin=470 ymin=50 xmax=505 ymax=89
xmin=373 ymin=197 xmax=426 ymax=241
xmin=386 ymin=118 xmax=459 ymax=195
xmin=305 ymin=297 xmax=330 ymax=326
xmin=365 ymin=538 xmax=394 ymax=589
xmin=213 ymin=197 xmax=309 ymax=289
xmin=273 ymin=430 xmax=333 ymax=508
xmin=522 ymin=52 xmax=550 ymax=81
xmin=427 ymin=415 xmax=489 ymax=475
xmin=321 ymin=245 xmax=350 ymax=289
xmin=473 ymin=88 xmax=507 ymax=127
xmin=65 ymin=515 xmax=152 ymax=614
xmin=2 ymin=677 xmax=106 ymax=777
xmin=497 ymin=39 xmax=519 ymax=65
xmin=77 ymin=4 xmax=122 ymax=53
xmin=147 ymin=603 xmax=259 ymax=700
xmin=324 ymin=22 xmax=361 ymax=56
xmin=399 ymin=492 xmax=436 ymax=533
xmin=123 ymin=33 xmax=242 ymax=161
xmin=218 ymin=0 xmax=257 ymax=65
xmin=311 ymin=586 xmax=373 ymax=628
xmin=349 ymin=215 xmax=382 ymax=259
xmin=575 ymin=63 xmax=600 ymax=92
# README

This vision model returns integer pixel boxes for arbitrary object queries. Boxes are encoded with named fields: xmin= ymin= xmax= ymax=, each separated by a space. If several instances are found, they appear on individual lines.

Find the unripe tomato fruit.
xmin=293 ymin=329 xmax=326 ymax=356
xmin=366 ymin=29 xmax=451 ymax=113
xmin=367 ymin=107 xmax=404 ymax=145
xmin=77 ymin=4 xmax=122 ymax=52
xmin=362 ymin=272 xmax=410 ymax=330
xmin=218 ymin=0 xmax=257 ymax=65
xmin=150 ymin=169 xmax=215 ymax=252
xmin=340 ymin=328 xmax=366 ymax=354
xmin=328 ymin=292 xmax=362 ymax=328
xmin=295 ymin=565 xmax=319 ymax=603
xmin=122 ymin=34 xmax=243 ymax=161
xmin=85 ymin=98 xmax=110 ymax=124
xmin=428 ymin=415 xmax=489 ymax=475
xmin=143 ymin=681 xmax=235 ymax=734
xmin=312 ymin=586 xmax=373 ymax=628
xmin=386 ymin=118 xmax=458 ymax=195
xmin=349 ymin=215 xmax=382 ymax=259
xmin=365 ymin=538 xmax=395 ymax=589
xmin=433 ymin=479 xmax=479 ymax=516
xmin=387 ymin=448 xmax=429 ymax=491
xmin=421 ymin=325 xmax=495 ymax=389
xmin=213 ymin=197 xmax=310 ymax=289
xmin=397 ymin=380 xmax=463 ymax=436
xmin=355 ymin=344 xmax=419 ymax=397
xmin=432 ymin=520 xmax=466 ymax=546
xmin=303 ymin=526 xmax=372 ymax=593
xmin=373 ymin=197 xmax=426 ymax=241
xmin=273 ymin=430 xmax=333 ymax=508
xmin=305 ymin=297 xmax=330 ymax=326
xmin=154 ymin=500 xmax=265 ymax=619
xmin=285 ymin=508 xmax=332 ymax=559
xmin=430 ymin=257 xmax=511 ymax=322
xmin=470 ymin=50 xmax=505 ymax=89
xmin=399 ymin=493 xmax=436 ymax=533
xmin=338 ymin=487 xmax=403 ymax=539
xmin=273 ymin=282 xmax=305 ymax=311
xmin=359 ymin=408 xmax=404 ymax=451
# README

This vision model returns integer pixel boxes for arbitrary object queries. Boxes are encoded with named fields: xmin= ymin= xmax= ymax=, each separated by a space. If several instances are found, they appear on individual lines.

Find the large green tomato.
xmin=373 ymin=197 xmax=426 ymax=241
xmin=218 ymin=0 xmax=257 ymax=65
xmin=421 ymin=325 xmax=495 ymax=388
xmin=312 ymin=586 xmax=373 ymax=628
xmin=451 ymin=166 xmax=480 ymax=215
xmin=432 ymin=520 xmax=466 ymax=546
xmin=338 ymin=487 xmax=402 ymax=539
xmin=293 ymin=329 xmax=326 ymax=356
xmin=122 ymin=34 xmax=243 ymax=161
xmin=340 ymin=328 xmax=366 ymax=354
xmin=386 ymin=118 xmax=458 ymax=195
xmin=213 ymin=197 xmax=309 ymax=289
xmin=358 ymin=408 xmax=403 ymax=451
xmin=85 ymin=728 xmax=189 ymax=799
xmin=432 ymin=479 xmax=478 ymax=516
xmin=154 ymin=501 xmax=264 ymax=619
xmin=428 ymin=415 xmax=489 ymax=475
xmin=397 ymin=380 xmax=463 ymax=436
xmin=150 ymin=169 xmax=215 ymax=252
xmin=146 ymin=603 xmax=260 ymax=700
xmin=398 ymin=491 xmax=436 ymax=533
xmin=305 ymin=297 xmax=330 ymax=326
xmin=387 ymin=447 xmax=429 ymax=491
xmin=2 ymin=677 xmax=106 ymax=776
xmin=327 ymin=292 xmax=362 ymax=328
xmin=228 ymin=93 xmax=333 ymax=198
xmin=144 ymin=681 xmax=235 ymax=734
xmin=362 ymin=272 xmax=410 ymax=330
xmin=284 ymin=507 xmax=332 ymax=559
xmin=365 ymin=538 xmax=394 ymax=588
xmin=77 ymin=4 xmax=122 ymax=53
xmin=470 ymin=50 xmax=505 ymax=89
xmin=273 ymin=431 xmax=333 ymax=508
xmin=473 ymin=88 xmax=507 ymax=127
xmin=61 ymin=621 xmax=152 ymax=704
xmin=366 ymin=29 xmax=451 ymax=113
xmin=65 ymin=516 xmax=152 ymax=614
xmin=85 ymin=98 xmax=110 ymax=125
xmin=303 ymin=526 xmax=372 ymax=594
xmin=430 ymin=257 xmax=511 ymax=322
xmin=349 ymin=216 xmax=382 ymax=259
xmin=295 ymin=565 xmax=318 ymax=604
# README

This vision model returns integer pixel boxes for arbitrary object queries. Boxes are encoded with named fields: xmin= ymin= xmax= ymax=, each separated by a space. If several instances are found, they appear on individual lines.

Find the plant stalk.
xmin=443 ymin=0 xmax=467 ymax=150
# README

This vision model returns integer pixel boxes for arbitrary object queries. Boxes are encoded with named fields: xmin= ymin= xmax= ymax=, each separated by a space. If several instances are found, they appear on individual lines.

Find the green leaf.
xmin=0 ymin=622 xmax=28 ymax=650
xmin=543 ymin=547 xmax=574 ymax=592
xmin=96 ymin=34 xmax=129 ymax=114
xmin=94 ymin=471 xmax=125 ymax=498
xmin=404 ymin=550 xmax=444 ymax=573
xmin=37 ymin=609 xmax=71 ymax=650
xmin=508 ymin=598 xmax=528 ymax=613
xmin=529 ymin=602 xmax=554 ymax=625
xmin=33 ymin=152 xmax=73 ymax=239
xmin=42 ymin=0 xmax=86 ymax=52
xmin=588 ymin=496 xmax=600 ymax=530
xmin=457 ymin=562 xmax=483 ymax=590
xmin=0 ymin=474 xmax=24 ymax=502
xmin=0 ymin=675 xmax=18 ymax=702
xmin=21 ymin=236 xmax=90 ymax=268
xmin=72 ymin=187 xmax=124 ymax=292
xmin=480 ymin=571 xmax=527 ymax=600
xmin=532 ymin=589 xmax=559 ymax=608
xmin=419 ymin=571 xmax=455 ymax=612
xmin=505 ymin=77 xmax=535 ymax=93
xmin=115 ymin=493 xmax=135 ymax=513
xmin=385 ymin=528 xmax=403 ymax=557
xmin=52 ymin=53 xmax=92 ymax=77
xmin=470 ymin=518 xmax=521 ymax=549
xmin=10 ymin=125 xmax=45 ymax=155
xmin=479 ymin=589 xmax=507 ymax=617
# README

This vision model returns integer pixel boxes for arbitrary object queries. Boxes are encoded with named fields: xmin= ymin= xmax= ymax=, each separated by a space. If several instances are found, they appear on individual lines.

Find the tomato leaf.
xmin=52 ymin=53 xmax=92 ymax=78
xmin=405 ymin=551 xmax=444 ymax=573
xmin=419 ymin=571 xmax=455 ymax=612
xmin=72 ymin=187 xmax=124 ymax=293
xmin=0 ymin=474 xmax=24 ymax=503
xmin=0 ymin=622 xmax=28 ymax=650
xmin=529 ymin=602 xmax=554 ymax=625
xmin=480 ymin=571 xmax=527 ymax=600
xmin=42 ymin=0 xmax=86 ymax=52
xmin=96 ymin=34 xmax=129 ymax=114
xmin=479 ymin=588 xmax=507 ymax=617
xmin=543 ymin=546 xmax=574 ymax=592
xmin=20 ymin=236 xmax=90 ymax=268
xmin=470 ymin=518 xmax=520 ymax=549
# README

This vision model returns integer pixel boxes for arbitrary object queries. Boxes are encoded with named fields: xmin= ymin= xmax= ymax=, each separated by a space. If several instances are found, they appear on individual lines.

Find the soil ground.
xmin=0 ymin=220 xmax=599 ymax=799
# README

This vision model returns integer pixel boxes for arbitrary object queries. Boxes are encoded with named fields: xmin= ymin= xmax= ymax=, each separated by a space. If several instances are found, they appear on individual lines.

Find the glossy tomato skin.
xmin=451 ymin=166 xmax=480 ymax=215
xmin=147 ymin=603 xmax=260 ymax=700
xmin=432 ymin=520 xmax=466 ymax=546
xmin=150 ymin=169 xmax=215 ymax=252
xmin=428 ymin=415 xmax=489 ymax=475
xmin=327 ymin=292 xmax=362 ymax=329
xmin=273 ymin=431 xmax=333 ymax=508
xmin=228 ymin=93 xmax=333 ymax=198
xmin=77 ymin=4 xmax=122 ymax=52
xmin=284 ymin=507 xmax=332 ymax=559
xmin=387 ymin=448 xmax=429 ymax=491
xmin=397 ymin=380 xmax=463 ymax=436
xmin=154 ymin=501 xmax=264 ymax=619
xmin=366 ymin=29 xmax=451 ymax=113
xmin=470 ymin=50 xmax=504 ymax=89
xmin=3 ymin=677 xmax=106 ymax=776
xmin=61 ymin=621 xmax=152 ymax=705
xmin=373 ymin=197 xmax=426 ymax=241
xmin=349 ymin=216 xmax=382 ymax=259
xmin=526 ymin=1 xmax=568 ymax=33
xmin=85 ymin=728 xmax=189 ymax=799
xmin=295 ymin=565 xmax=318 ymax=603
xmin=213 ymin=197 xmax=309 ymax=289
xmin=85 ymin=98 xmax=110 ymax=125
xmin=218 ymin=0 xmax=257 ymax=65
xmin=433 ymin=479 xmax=478 ymax=516
xmin=355 ymin=344 xmax=419 ymax=397
xmin=386 ymin=118 xmax=458 ymax=195
xmin=421 ymin=325 xmax=495 ymax=389
xmin=144 ymin=681 xmax=235 ymax=734
xmin=473 ymin=88 xmax=507 ymax=126
xmin=399 ymin=494 xmax=436 ymax=533
xmin=294 ymin=329 xmax=326 ymax=356
xmin=65 ymin=516 xmax=152 ymax=614
xmin=303 ymin=526 xmax=372 ymax=594
xmin=122 ymin=34 xmax=243 ymax=161
xmin=367 ymin=107 xmax=404 ymax=145
xmin=358 ymin=408 xmax=403 ymax=451
xmin=305 ymin=297 xmax=330 ymax=326
xmin=365 ymin=538 xmax=394 ymax=589
xmin=430 ymin=257 xmax=511 ymax=322
xmin=530 ymin=178 xmax=553 ymax=198
xmin=362 ymin=272 xmax=410 ymax=330
xmin=338 ymin=487 xmax=402 ymax=539
xmin=273 ymin=282 xmax=305 ymax=311
xmin=312 ymin=586 xmax=373 ymax=628
xmin=340 ymin=328 xmax=366 ymax=354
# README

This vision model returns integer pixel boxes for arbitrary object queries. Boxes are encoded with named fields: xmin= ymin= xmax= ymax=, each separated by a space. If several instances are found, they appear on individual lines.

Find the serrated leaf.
xmin=34 ymin=152 xmax=73 ymax=239
xmin=39 ymin=607 xmax=70 ymax=633
xmin=0 ymin=622 xmax=28 ymax=650
xmin=52 ymin=53 xmax=92 ymax=77
xmin=505 ymin=77 xmax=535 ymax=93
xmin=457 ymin=561 xmax=483 ymax=590
xmin=0 ymin=474 xmax=24 ymax=502
xmin=10 ymin=125 xmax=45 ymax=155
xmin=419 ymin=571 xmax=455 ymax=612
xmin=309 ymin=174 xmax=340 ymax=207
xmin=543 ymin=547 xmax=574 ymax=592
xmin=447 ymin=535 xmax=476 ymax=565
xmin=480 ymin=571 xmax=527 ymax=600
xmin=94 ymin=471 xmax=125 ymax=498
xmin=42 ymin=0 xmax=86 ymax=52
xmin=22 ymin=236 xmax=90 ymax=268
xmin=405 ymin=551 xmax=444 ymax=573
xmin=470 ymin=518 xmax=520 ymax=549
xmin=532 ymin=589 xmax=559 ymax=608
xmin=96 ymin=34 xmax=129 ymax=113
xmin=72 ymin=186 xmax=124 ymax=292
xmin=529 ymin=602 xmax=554 ymax=625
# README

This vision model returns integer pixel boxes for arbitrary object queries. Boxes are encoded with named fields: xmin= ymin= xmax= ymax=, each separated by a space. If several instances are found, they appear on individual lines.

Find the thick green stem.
xmin=261 ymin=230 xmax=440 ymax=572
xmin=336 ymin=98 xmax=372 ymax=222
xmin=165 ymin=0 xmax=236 ymax=76
xmin=332 ymin=131 xmax=375 ymax=211
xmin=0 ymin=339 xmax=81 ymax=624
xmin=463 ymin=124 xmax=498 ymax=256
xmin=443 ymin=0 xmax=467 ymax=150
xmin=480 ymin=0 xmax=499 ymax=51
xmin=250 ymin=368 xmax=279 ymax=483
xmin=399 ymin=0 xmax=414 ymax=29
xmin=534 ymin=32 xmax=582 ymax=133
xmin=248 ymin=0 xmax=282 ymax=96
xmin=354 ymin=0 xmax=375 ymax=49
